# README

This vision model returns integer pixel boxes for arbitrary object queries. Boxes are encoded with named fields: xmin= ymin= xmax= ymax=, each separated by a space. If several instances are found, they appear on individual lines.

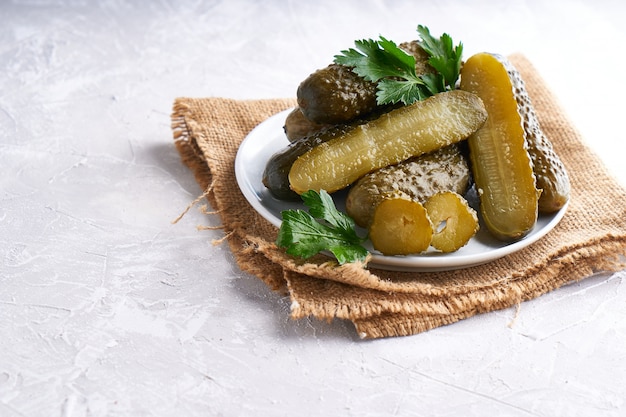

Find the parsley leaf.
xmin=416 ymin=25 xmax=463 ymax=89
xmin=333 ymin=25 xmax=463 ymax=106
xmin=376 ymin=77 xmax=431 ymax=106
xmin=276 ymin=190 xmax=369 ymax=265
xmin=334 ymin=36 xmax=431 ymax=105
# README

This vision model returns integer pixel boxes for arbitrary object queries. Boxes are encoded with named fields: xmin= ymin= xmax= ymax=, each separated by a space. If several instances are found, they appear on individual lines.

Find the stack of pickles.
xmin=263 ymin=30 xmax=570 ymax=257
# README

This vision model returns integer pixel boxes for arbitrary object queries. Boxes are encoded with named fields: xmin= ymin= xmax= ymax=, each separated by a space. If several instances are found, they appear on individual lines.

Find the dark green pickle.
xmin=296 ymin=41 xmax=434 ymax=126
xmin=262 ymin=123 xmax=355 ymax=200
xmin=297 ymin=64 xmax=378 ymax=125
xmin=283 ymin=107 xmax=331 ymax=143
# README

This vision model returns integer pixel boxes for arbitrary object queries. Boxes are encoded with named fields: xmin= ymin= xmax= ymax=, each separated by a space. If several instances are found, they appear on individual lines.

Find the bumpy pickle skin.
xmin=297 ymin=64 xmax=379 ymax=125
xmin=460 ymin=52 xmax=540 ymax=242
xmin=297 ymin=41 xmax=434 ymax=125
xmin=506 ymin=69 xmax=571 ymax=213
xmin=288 ymin=90 xmax=487 ymax=195
xmin=368 ymin=197 xmax=433 ymax=256
xmin=283 ymin=107 xmax=331 ymax=143
xmin=345 ymin=144 xmax=471 ymax=228
xmin=262 ymin=123 xmax=355 ymax=200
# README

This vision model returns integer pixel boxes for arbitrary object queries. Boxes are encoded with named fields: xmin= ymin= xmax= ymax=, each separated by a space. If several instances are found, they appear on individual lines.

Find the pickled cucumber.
xmin=297 ymin=63 xmax=379 ymax=125
xmin=262 ymin=123 xmax=354 ymax=200
xmin=288 ymin=90 xmax=487 ymax=195
xmin=283 ymin=107 xmax=331 ymax=143
xmin=460 ymin=52 xmax=540 ymax=242
xmin=507 ymin=69 xmax=571 ymax=213
xmin=297 ymin=41 xmax=433 ymax=125
xmin=369 ymin=197 xmax=433 ymax=256
xmin=424 ymin=191 xmax=479 ymax=253
xmin=346 ymin=144 xmax=471 ymax=227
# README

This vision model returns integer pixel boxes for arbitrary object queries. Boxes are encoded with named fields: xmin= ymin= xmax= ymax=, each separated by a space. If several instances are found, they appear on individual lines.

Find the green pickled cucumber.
xmin=507 ymin=68 xmax=571 ymax=213
xmin=283 ymin=107 xmax=331 ymax=143
xmin=460 ymin=52 xmax=540 ymax=242
xmin=262 ymin=123 xmax=355 ymax=200
xmin=288 ymin=90 xmax=487 ymax=195
xmin=346 ymin=144 xmax=471 ymax=227
xmin=296 ymin=41 xmax=434 ymax=125
xmin=297 ymin=63 xmax=379 ymax=125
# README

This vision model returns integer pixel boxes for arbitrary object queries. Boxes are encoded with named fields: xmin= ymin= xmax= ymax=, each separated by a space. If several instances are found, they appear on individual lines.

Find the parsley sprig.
xmin=333 ymin=25 xmax=463 ymax=105
xmin=276 ymin=190 xmax=368 ymax=265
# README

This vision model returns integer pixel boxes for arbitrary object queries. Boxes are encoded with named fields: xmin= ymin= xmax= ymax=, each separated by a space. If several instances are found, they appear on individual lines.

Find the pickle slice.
xmin=288 ymin=90 xmax=487 ymax=195
xmin=369 ymin=197 xmax=433 ymax=256
xmin=424 ymin=191 xmax=479 ymax=253
xmin=460 ymin=52 xmax=540 ymax=242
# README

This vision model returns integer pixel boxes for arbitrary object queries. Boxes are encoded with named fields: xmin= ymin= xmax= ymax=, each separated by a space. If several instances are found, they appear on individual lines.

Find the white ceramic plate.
xmin=235 ymin=109 xmax=568 ymax=272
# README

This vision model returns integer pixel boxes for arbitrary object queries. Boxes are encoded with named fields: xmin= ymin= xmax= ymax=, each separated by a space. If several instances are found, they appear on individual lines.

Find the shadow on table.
xmin=230 ymin=260 xmax=364 ymax=342
xmin=150 ymin=139 xmax=365 ymax=342
xmin=146 ymin=140 xmax=207 ymax=197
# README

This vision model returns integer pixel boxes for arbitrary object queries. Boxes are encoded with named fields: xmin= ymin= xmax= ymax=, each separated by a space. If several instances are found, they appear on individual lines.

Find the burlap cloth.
xmin=171 ymin=54 xmax=626 ymax=338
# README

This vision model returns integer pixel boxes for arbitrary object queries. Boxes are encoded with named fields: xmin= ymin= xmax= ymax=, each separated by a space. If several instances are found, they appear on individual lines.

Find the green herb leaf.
xmin=333 ymin=24 xmax=463 ymax=105
xmin=376 ymin=78 xmax=431 ymax=105
xmin=416 ymin=25 xmax=463 ymax=89
xmin=276 ymin=190 xmax=369 ymax=265
xmin=334 ymin=36 xmax=427 ymax=105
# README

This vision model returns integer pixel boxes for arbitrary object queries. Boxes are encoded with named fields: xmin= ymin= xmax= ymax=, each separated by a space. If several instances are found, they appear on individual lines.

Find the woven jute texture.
xmin=171 ymin=54 xmax=626 ymax=338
